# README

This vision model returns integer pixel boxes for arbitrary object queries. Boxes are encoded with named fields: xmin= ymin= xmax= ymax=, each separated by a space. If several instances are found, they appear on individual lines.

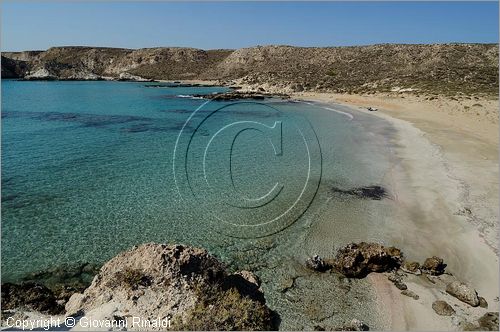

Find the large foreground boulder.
xmin=66 ymin=243 xmax=277 ymax=330
xmin=333 ymin=242 xmax=403 ymax=278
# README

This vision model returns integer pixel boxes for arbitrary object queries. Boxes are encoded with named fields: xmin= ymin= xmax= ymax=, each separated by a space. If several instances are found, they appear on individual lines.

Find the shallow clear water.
xmin=2 ymin=80 xmax=397 ymax=329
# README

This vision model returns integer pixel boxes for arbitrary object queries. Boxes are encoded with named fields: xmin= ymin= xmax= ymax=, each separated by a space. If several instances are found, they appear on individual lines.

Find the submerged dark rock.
xmin=333 ymin=242 xmax=403 ymax=278
xmin=331 ymin=185 xmax=388 ymax=200
xmin=2 ymin=110 xmax=152 ymax=129
xmin=144 ymin=82 xmax=216 ymax=88
xmin=1 ymin=282 xmax=64 ymax=314
xmin=21 ymin=262 xmax=100 ymax=288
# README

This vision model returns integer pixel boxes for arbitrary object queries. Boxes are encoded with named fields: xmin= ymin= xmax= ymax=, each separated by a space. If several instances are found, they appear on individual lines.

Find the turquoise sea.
xmin=2 ymin=80 xmax=398 ymax=328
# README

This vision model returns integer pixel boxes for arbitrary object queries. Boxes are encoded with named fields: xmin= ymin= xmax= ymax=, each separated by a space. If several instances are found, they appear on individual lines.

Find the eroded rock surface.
xmin=65 ymin=243 xmax=276 ymax=330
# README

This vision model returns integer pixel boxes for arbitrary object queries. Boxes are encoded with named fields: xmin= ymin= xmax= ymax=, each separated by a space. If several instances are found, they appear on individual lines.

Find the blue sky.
xmin=2 ymin=2 xmax=498 ymax=51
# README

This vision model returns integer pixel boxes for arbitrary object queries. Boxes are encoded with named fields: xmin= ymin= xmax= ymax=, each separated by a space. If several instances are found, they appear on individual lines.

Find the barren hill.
xmin=2 ymin=44 xmax=498 ymax=95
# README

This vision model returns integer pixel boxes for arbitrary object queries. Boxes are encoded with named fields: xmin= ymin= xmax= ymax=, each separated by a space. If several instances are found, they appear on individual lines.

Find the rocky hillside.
xmin=2 ymin=44 xmax=498 ymax=95
xmin=1 ymin=56 xmax=28 ymax=78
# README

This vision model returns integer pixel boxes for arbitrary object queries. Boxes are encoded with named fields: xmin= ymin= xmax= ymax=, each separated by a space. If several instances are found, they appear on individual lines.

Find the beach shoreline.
xmin=292 ymin=91 xmax=499 ymax=330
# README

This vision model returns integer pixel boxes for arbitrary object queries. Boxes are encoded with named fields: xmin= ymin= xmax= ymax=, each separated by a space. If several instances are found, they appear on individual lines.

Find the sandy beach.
xmin=293 ymin=91 xmax=499 ymax=330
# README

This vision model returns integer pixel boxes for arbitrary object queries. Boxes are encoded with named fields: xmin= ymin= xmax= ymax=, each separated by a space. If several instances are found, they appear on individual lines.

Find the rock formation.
xmin=446 ymin=281 xmax=480 ymax=307
xmin=64 ymin=243 xmax=276 ymax=330
xmin=422 ymin=256 xmax=447 ymax=275
xmin=333 ymin=242 xmax=403 ymax=278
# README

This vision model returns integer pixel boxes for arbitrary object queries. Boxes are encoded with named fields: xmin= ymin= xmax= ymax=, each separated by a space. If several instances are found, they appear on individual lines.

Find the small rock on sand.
xmin=401 ymin=290 xmax=419 ymax=300
xmin=422 ymin=256 xmax=446 ymax=275
xmin=401 ymin=261 xmax=421 ymax=275
xmin=432 ymin=300 xmax=455 ymax=316
xmin=387 ymin=274 xmax=407 ymax=290
xmin=446 ymin=281 xmax=480 ymax=307
xmin=394 ymin=281 xmax=408 ymax=290
xmin=335 ymin=319 xmax=370 ymax=331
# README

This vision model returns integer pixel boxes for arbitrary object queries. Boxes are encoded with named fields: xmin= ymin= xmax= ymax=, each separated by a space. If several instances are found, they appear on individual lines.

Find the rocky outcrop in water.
xmin=333 ymin=242 xmax=403 ymax=278
xmin=2 ymin=44 xmax=498 ymax=95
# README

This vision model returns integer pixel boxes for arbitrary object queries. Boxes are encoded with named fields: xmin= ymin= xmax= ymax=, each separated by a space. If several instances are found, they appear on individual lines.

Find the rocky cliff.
xmin=2 ymin=44 xmax=498 ymax=95
xmin=1 ymin=56 xmax=28 ymax=78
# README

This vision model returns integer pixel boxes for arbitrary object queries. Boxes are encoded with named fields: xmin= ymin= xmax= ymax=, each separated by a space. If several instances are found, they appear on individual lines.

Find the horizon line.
xmin=3 ymin=41 xmax=499 ymax=53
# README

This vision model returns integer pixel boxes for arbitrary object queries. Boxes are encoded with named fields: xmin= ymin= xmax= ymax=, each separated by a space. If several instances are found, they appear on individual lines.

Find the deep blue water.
xmin=1 ymin=80 xmax=393 ymax=284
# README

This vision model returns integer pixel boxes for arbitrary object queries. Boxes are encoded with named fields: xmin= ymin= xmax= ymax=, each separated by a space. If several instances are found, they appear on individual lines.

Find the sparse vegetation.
xmin=173 ymin=284 xmax=276 ymax=331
